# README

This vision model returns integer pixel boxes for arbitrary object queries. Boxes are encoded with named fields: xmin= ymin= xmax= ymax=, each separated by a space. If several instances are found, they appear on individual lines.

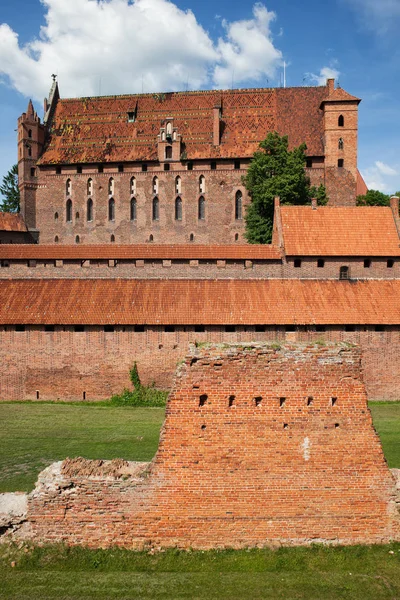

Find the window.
xmin=45 ymin=325 xmax=55 ymax=332
xmin=152 ymin=176 xmax=158 ymax=195
xmin=142 ymin=163 xmax=147 ymax=172
xmin=130 ymin=198 xmax=137 ymax=221
xmin=364 ymin=259 xmax=371 ymax=268
xmin=149 ymin=234 xmax=154 ymax=242
xmin=27 ymin=146 xmax=32 ymax=157
xmin=375 ymin=325 xmax=385 ymax=332
xmin=75 ymin=211 xmax=80 ymax=220
xmin=225 ymin=325 xmax=236 ymax=332
xmin=235 ymin=190 xmax=242 ymax=220
xmin=166 ymin=122 xmax=172 ymax=137
xmin=104 ymin=325 xmax=115 ymax=332
xmin=74 ymin=326 xmax=85 ymax=332
xmin=98 ymin=164 xmax=103 ymax=173
xmin=164 ymin=163 xmax=170 ymax=171
xmin=234 ymin=159 xmax=240 ymax=170
xmin=194 ymin=325 xmax=205 ymax=332
xmin=54 ymin=236 xmax=59 ymax=243
xmin=28 ymin=129 xmax=32 ymax=138
xmin=87 ymin=178 xmax=93 ymax=195
xmin=108 ymin=177 xmax=114 ymax=195
xmin=345 ymin=325 xmax=355 ymax=332
xmin=338 ymin=159 xmax=344 ymax=168
xmin=15 ymin=325 xmax=25 ymax=332
xmin=75 ymin=235 xmax=80 ymax=244
xmin=165 ymin=325 xmax=175 ymax=332
xmin=175 ymin=197 xmax=182 ymax=221
xmin=198 ymin=196 xmax=205 ymax=220
xmin=130 ymin=176 xmax=136 ymax=195
xmin=338 ymin=138 xmax=344 ymax=150
xmin=338 ymin=115 xmax=344 ymax=127
xmin=127 ymin=111 xmax=135 ymax=122
xmin=165 ymin=146 xmax=172 ymax=160
xmin=199 ymin=175 xmax=205 ymax=193
xmin=54 ymin=212 xmax=59 ymax=221
xmin=134 ymin=325 xmax=145 ymax=332
xmin=317 ymin=259 xmax=325 ymax=268
xmin=175 ymin=176 xmax=181 ymax=194
xmin=66 ymin=179 xmax=71 ymax=196
xmin=187 ymin=162 xmax=193 ymax=171
xmin=211 ymin=161 xmax=216 ymax=170
xmin=235 ymin=233 xmax=239 ymax=241
xmin=108 ymin=198 xmax=115 ymax=221
xmin=294 ymin=259 xmax=302 ymax=268
xmin=66 ymin=199 xmax=72 ymax=222
xmin=118 ymin=164 xmax=124 ymax=173
xmin=255 ymin=325 xmax=266 ymax=332
xmin=87 ymin=198 xmax=93 ymax=222
xmin=306 ymin=158 xmax=312 ymax=168
xmin=152 ymin=197 xmax=159 ymax=221
xmin=387 ymin=259 xmax=394 ymax=268
xmin=110 ymin=234 xmax=115 ymax=243
xmin=190 ymin=233 xmax=194 ymax=242
xmin=30 ymin=167 xmax=36 ymax=177
xmin=315 ymin=325 xmax=326 ymax=332
xmin=77 ymin=165 xmax=82 ymax=174
xmin=56 ymin=166 xmax=62 ymax=175
xmin=339 ymin=266 xmax=349 ymax=280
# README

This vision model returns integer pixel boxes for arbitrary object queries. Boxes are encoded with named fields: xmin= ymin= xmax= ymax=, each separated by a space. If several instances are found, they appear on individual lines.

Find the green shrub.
xmin=110 ymin=365 xmax=168 ymax=407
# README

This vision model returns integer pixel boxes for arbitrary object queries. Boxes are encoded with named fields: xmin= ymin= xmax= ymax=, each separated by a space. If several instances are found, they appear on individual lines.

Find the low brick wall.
xmin=28 ymin=343 xmax=400 ymax=548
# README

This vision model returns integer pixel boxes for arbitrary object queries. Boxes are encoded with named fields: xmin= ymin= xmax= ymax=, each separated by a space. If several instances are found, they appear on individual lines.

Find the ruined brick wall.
xmin=1 ymin=327 xmax=400 ymax=401
xmin=35 ymin=166 xmax=249 ymax=245
xmin=28 ymin=343 xmax=400 ymax=548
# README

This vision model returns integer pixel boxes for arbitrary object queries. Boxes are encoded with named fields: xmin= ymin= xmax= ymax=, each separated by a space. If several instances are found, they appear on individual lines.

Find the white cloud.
xmin=307 ymin=65 xmax=340 ymax=86
xmin=344 ymin=0 xmax=400 ymax=33
xmin=362 ymin=161 xmax=399 ymax=193
xmin=0 ymin=0 xmax=283 ymax=102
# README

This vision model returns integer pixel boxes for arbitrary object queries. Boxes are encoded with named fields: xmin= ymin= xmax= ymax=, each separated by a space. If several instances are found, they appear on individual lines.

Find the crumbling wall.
xmin=28 ymin=343 xmax=400 ymax=548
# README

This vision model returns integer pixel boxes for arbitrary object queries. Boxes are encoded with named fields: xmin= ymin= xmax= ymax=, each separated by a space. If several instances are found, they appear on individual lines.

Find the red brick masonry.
xmin=28 ymin=343 xmax=400 ymax=548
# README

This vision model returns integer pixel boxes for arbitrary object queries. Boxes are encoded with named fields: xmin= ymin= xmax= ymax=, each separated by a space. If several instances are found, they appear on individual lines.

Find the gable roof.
xmin=38 ymin=85 xmax=330 ymax=165
xmin=0 ymin=212 xmax=27 ymax=232
xmin=320 ymin=87 xmax=361 ymax=106
xmin=279 ymin=205 xmax=400 ymax=256
xmin=0 ymin=279 xmax=400 ymax=325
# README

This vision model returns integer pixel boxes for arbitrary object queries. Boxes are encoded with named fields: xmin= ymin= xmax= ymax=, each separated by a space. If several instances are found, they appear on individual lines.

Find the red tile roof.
xmin=0 ymin=212 xmax=27 ymax=232
xmin=280 ymin=206 xmax=400 ymax=256
xmin=356 ymin=170 xmax=368 ymax=197
xmin=38 ymin=85 xmax=330 ymax=165
xmin=320 ymin=87 xmax=361 ymax=105
xmin=0 ymin=279 xmax=399 ymax=325
xmin=0 ymin=244 xmax=281 ymax=260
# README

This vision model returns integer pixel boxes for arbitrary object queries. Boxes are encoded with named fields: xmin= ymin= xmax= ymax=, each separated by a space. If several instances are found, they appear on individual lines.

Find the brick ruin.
xmin=28 ymin=343 xmax=400 ymax=548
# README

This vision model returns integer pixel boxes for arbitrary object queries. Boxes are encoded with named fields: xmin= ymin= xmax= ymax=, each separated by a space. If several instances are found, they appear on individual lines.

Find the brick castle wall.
xmin=28 ymin=343 xmax=400 ymax=548
xmin=1 ymin=327 xmax=400 ymax=401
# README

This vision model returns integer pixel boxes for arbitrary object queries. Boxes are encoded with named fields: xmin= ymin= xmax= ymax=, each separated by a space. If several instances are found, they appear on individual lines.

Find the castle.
xmin=1 ymin=78 xmax=400 ymax=403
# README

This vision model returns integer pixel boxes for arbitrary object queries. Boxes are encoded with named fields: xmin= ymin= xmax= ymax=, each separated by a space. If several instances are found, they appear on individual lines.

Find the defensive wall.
xmin=27 ymin=343 xmax=400 ymax=548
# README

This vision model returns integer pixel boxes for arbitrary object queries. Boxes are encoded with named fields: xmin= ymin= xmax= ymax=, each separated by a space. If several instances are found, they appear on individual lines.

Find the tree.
xmin=0 ymin=164 xmax=20 ymax=213
xmin=356 ymin=189 xmax=390 ymax=206
xmin=244 ymin=132 xmax=327 ymax=243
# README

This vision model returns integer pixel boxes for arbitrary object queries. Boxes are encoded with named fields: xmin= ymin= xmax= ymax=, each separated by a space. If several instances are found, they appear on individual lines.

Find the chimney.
xmin=311 ymin=197 xmax=317 ymax=210
xmin=327 ymin=78 xmax=335 ymax=94
xmin=213 ymin=106 xmax=221 ymax=146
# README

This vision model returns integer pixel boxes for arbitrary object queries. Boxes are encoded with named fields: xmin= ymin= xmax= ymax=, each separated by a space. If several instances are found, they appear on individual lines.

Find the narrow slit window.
xmin=108 ymin=177 xmax=114 ymax=195
xmin=87 ymin=198 xmax=93 ymax=222
xmin=254 ymin=396 xmax=262 ymax=407
xmin=229 ymin=395 xmax=235 ymax=407
xmin=108 ymin=198 xmax=115 ymax=221
xmin=130 ymin=198 xmax=137 ymax=221
xmin=199 ymin=175 xmax=205 ymax=193
xmin=175 ymin=176 xmax=181 ymax=194
xmin=152 ymin=197 xmax=159 ymax=221
xmin=198 ymin=196 xmax=205 ymax=220
xmin=235 ymin=190 xmax=243 ymax=220
xmin=130 ymin=176 xmax=136 ymax=195
xmin=66 ymin=199 xmax=72 ymax=222
xmin=199 ymin=394 xmax=208 ymax=407
xmin=175 ymin=196 xmax=182 ymax=221
xmin=338 ymin=115 xmax=344 ymax=127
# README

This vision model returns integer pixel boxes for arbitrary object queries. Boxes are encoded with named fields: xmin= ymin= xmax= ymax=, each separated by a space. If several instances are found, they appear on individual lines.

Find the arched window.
xmin=110 ymin=234 xmax=115 ymax=243
xmin=66 ymin=179 xmax=71 ymax=196
xmin=338 ymin=137 xmax=344 ymax=150
xmin=152 ymin=197 xmax=159 ymax=221
xmin=199 ymin=175 xmax=205 ymax=193
xmin=130 ymin=176 xmax=136 ymax=195
xmin=87 ymin=198 xmax=93 ymax=222
xmin=235 ymin=233 xmax=239 ymax=241
xmin=66 ymin=199 xmax=72 ymax=222
xmin=166 ymin=122 xmax=172 ymax=136
xmin=175 ymin=176 xmax=181 ymax=194
xmin=87 ymin=178 xmax=93 ymax=195
xmin=338 ymin=115 xmax=344 ymax=127
xmin=27 ymin=146 xmax=32 ymax=157
xmin=198 ymin=196 xmax=205 ymax=220
xmin=149 ymin=234 xmax=154 ymax=242
xmin=54 ymin=236 xmax=59 ymax=243
xmin=165 ymin=146 xmax=172 ymax=159
xmin=54 ymin=212 xmax=59 ymax=221
xmin=75 ymin=235 xmax=80 ymax=244
xmin=152 ymin=176 xmax=158 ymax=195
xmin=130 ymin=198 xmax=137 ymax=221
xmin=235 ymin=190 xmax=243 ymax=220
xmin=108 ymin=198 xmax=115 ymax=221
xmin=175 ymin=197 xmax=182 ymax=221
xmin=190 ymin=233 xmax=194 ymax=242
xmin=108 ymin=177 xmax=114 ymax=196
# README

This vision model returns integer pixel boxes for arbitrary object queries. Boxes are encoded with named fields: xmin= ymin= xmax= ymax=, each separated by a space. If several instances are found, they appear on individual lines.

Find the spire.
xmin=27 ymin=99 xmax=35 ymax=118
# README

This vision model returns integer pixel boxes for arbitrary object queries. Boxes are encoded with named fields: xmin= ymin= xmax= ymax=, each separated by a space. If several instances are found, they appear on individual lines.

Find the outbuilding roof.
xmin=0 ymin=212 xmax=27 ymax=232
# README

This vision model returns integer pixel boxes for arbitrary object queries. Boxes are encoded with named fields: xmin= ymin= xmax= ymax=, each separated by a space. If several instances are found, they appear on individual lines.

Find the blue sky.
xmin=1 ymin=0 xmax=399 ymax=195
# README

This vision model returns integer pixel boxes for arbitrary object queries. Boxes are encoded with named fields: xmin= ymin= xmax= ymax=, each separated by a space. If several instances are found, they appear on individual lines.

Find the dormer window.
xmin=127 ymin=111 xmax=135 ymax=123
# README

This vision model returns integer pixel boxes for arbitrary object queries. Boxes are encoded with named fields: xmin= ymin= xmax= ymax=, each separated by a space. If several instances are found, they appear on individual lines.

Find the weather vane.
xmin=51 ymin=74 xmax=57 ymax=82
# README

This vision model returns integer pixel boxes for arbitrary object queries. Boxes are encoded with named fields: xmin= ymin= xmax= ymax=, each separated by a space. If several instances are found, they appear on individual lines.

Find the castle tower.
xmin=17 ymin=99 xmax=45 ymax=230
xmin=321 ymin=79 xmax=361 ymax=206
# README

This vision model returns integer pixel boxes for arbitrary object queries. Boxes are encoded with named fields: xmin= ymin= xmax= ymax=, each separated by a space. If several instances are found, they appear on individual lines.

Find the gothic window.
xmin=198 ymin=196 xmax=205 ymax=220
xmin=165 ymin=146 xmax=172 ymax=160
xmin=130 ymin=198 xmax=137 ymax=221
xmin=87 ymin=178 xmax=93 ymax=195
xmin=152 ymin=197 xmax=159 ymax=221
xmin=338 ymin=115 xmax=344 ymax=127
xmin=75 ymin=235 xmax=80 ymax=244
xmin=149 ymin=234 xmax=154 ymax=242
xmin=152 ymin=176 xmax=158 ymax=195
xmin=54 ymin=212 xmax=58 ymax=221
xmin=175 ymin=197 xmax=182 ymax=221
xmin=66 ymin=179 xmax=71 ymax=196
xmin=130 ymin=176 xmax=136 ymax=195
xmin=175 ymin=176 xmax=181 ymax=194
xmin=108 ymin=177 xmax=114 ymax=196
xmin=166 ymin=122 xmax=172 ymax=136
xmin=108 ymin=198 xmax=115 ymax=221
xmin=27 ymin=146 xmax=32 ymax=157
xmin=54 ymin=236 xmax=59 ymax=243
xmin=235 ymin=190 xmax=243 ymax=220
xmin=199 ymin=175 xmax=205 ymax=193
xmin=66 ymin=199 xmax=72 ymax=222
xmin=111 ymin=234 xmax=115 ymax=243
xmin=338 ymin=138 xmax=344 ymax=150
xmin=87 ymin=198 xmax=93 ymax=222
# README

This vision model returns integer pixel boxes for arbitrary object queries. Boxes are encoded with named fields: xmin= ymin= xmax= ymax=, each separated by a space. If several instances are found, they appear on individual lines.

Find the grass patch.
xmin=0 ymin=404 xmax=165 ymax=492
xmin=369 ymin=402 xmax=400 ymax=468
xmin=1 ymin=543 xmax=400 ymax=599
